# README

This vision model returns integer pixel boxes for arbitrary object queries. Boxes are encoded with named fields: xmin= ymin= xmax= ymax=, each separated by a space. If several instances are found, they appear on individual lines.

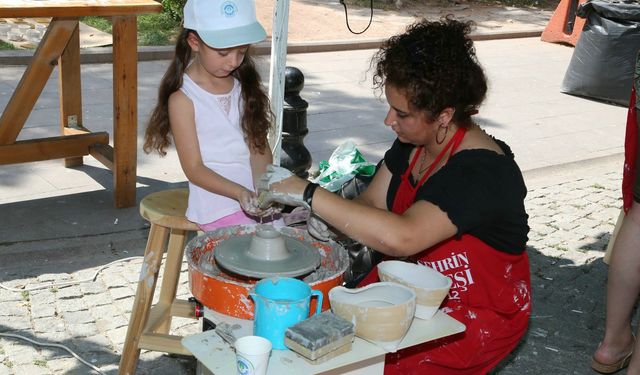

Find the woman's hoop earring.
xmin=436 ymin=123 xmax=448 ymax=145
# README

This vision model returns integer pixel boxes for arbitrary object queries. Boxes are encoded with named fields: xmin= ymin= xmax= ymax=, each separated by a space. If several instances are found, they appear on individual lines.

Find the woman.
xmin=262 ymin=18 xmax=531 ymax=374
xmin=591 ymin=52 xmax=640 ymax=374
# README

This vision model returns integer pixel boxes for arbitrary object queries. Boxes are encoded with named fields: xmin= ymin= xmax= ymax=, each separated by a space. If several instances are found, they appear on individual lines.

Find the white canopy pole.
xmin=267 ymin=0 xmax=290 ymax=166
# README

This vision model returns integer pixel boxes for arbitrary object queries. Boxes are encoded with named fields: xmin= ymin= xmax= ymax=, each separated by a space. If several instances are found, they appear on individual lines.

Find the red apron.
xmin=360 ymin=129 xmax=531 ymax=374
xmin=623 ymin=87 xmax=637 ymax=213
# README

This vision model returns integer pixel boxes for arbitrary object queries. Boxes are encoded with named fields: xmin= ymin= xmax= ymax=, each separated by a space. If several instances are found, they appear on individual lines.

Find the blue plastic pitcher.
xmin=249 ymin=277 xmax=323 ymax=350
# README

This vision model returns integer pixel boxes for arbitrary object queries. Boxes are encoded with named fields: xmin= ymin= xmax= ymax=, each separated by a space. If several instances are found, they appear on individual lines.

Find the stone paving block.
xmin=0 ymin=301 xmax=29 ymax=317
xmin=553 ymin=220 xmax=579 ymax=231
xmin=527 ymin=214 xmax=555 ymax=225
xmin=571 ymin=219 xmax=610 ymax=238
xmin=2 ymin=341 xmax=40 ymax=365
xmin=112 ymin=297 xmax=134 ymax=315
xmin=100 ymin=271 xmax=129 ymax=289
xmin=104 ymin=326 xmax=127 ymax=347
xmin=79 ymin=279 xmax=107 ymax=295
xmin=60 ymin=310 xmax=93 ymax=325
xmin=95 ymin=315 xmax=128 ymax=332
xmin=10 ymin=364 xmax=50 ymax=375
xmin=529 ymin=222 xmax=558 ymax=236
xmin=90 ymin=303 xmax=120 ymax=319
xmin=0 ymin=289 xmax=22 ymax=303
xmin=1 ymin=316 xmax=32 ymax=331
xmin=141 ymin=358 xmax=196 ymax=375
xmin=29 ymin=289 xmax=56 ymax=307
xmin=56 ymin=297 xmax=85 ymax=313
xmin=54 ymin=285 xmax=83 ymax=300
xmin=36 ymin=330 xmax=68 ymax=344
xmin=36 ymin=274 xmax=71 ymax=283
xmin=45 ymin=357 xmax=81 ymax=374
xmin=67 ymin=323 xmax=99 ymax=338
xmin=33 ymin=317 xmax=65 ymax=334
xmin=81 ymin=334 xmax=113 ymax=353
xmin=82 ymin=292 xmax=113 ymax=308
xmin=108 ymin=285 xmax=135 ymax=301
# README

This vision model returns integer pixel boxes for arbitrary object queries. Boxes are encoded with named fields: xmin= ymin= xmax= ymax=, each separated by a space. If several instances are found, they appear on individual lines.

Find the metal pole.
xmin=267 ymin=0 xmax=290 ymax=165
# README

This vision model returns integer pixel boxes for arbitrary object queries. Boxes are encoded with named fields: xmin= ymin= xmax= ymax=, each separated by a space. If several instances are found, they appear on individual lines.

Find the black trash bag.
xmin=561 ymin=0 xmax=640 ymax=106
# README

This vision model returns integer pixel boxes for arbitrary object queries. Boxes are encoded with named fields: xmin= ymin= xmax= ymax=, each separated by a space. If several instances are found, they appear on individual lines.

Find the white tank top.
xmin=180 ymin=74 xmax=255 ymax=224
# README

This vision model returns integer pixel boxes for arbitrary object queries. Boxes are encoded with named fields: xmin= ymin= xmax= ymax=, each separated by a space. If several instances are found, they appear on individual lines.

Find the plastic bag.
xmin=312 ymin=141 xmax=376 ymax=192
xmin=561 ymin=0 xmax=640 ymax=106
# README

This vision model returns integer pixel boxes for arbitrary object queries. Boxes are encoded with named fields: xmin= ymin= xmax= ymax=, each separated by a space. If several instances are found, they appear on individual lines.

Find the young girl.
xmin=144 ymin=0 xmax=279 ymax=231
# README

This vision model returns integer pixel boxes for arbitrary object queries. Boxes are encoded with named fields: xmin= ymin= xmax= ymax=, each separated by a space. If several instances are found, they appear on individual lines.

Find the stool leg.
xmin=604 ymin=208 xmax=625 ymax=265
xmin=119 ymin=223 xmax=169 ymax=375
xmin=154 ymin=228 xmax=188 ymax=334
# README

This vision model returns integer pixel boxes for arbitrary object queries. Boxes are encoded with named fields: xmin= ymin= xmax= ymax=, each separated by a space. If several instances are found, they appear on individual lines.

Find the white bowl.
xmin=329 ymin=282 xmax=416 ymax=352
xmin=377 ymin=260 xmax=451 ymax=319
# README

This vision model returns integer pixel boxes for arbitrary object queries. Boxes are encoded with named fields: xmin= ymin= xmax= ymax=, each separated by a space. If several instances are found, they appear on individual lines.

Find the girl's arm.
xmin=249 ymin=144 xmax=273 ymax=191
xmin=168 ymin=91 xmax=252 ymax=202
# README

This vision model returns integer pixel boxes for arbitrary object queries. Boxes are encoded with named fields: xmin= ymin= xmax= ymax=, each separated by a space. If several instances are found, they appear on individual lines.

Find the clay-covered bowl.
xmin=247 ymin=225 xmax=289 ymax=261
xmin=329 ymin=282 xmax=416 ymax=352
xmin=377 ymin=260 xmax=451 ymax=320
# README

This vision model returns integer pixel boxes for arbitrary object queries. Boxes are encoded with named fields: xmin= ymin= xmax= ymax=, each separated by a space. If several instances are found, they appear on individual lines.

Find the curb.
xmin=0 ymin=29 xmax=543 ymax=66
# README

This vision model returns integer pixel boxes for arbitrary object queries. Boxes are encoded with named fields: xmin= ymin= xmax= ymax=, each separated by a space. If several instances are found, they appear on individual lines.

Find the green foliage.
xmin=80 ymin=16 xmax=112 ymax=33
xmin=137 ymin=13 xmax=181 ymax=46
xmin=162 ymin=0 xmax=188 ymax=22
xmin=0 ymin=40 xmax=16 ymax=50
xmin=81 ymin=12 xmax=181 ymax=46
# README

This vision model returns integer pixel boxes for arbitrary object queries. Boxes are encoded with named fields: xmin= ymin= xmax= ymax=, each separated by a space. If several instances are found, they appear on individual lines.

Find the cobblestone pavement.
xmin=0 ymin=155 xmax=626 ymax=374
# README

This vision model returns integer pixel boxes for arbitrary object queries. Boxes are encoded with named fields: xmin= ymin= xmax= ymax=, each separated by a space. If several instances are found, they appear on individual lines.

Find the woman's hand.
xmin=308 ymin=214 xmax=336 ymax=241
xmin=257 ymin=164 xmax=309 ymax=208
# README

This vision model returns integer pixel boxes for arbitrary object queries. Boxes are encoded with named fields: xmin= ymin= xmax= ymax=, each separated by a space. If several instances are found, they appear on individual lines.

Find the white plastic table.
xmin=182 ymin=310 xmax=465 ymax=375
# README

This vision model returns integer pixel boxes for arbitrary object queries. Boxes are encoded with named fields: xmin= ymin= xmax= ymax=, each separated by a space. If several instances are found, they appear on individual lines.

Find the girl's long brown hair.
xmin=143 ymin=29 xmax=273 ymax=156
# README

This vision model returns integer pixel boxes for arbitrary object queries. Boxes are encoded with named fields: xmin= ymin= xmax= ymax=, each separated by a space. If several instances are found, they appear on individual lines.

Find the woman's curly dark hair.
xmin=372 ymin=17 xmax=487 ymax=127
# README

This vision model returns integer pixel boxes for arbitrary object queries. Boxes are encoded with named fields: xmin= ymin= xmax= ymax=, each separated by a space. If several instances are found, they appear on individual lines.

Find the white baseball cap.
xmin=183 ymin=0 xmax=267 ymax=49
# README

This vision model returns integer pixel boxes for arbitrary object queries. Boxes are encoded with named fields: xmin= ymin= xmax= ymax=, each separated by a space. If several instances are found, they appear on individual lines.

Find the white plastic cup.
xmin=234 ymin=335 xmax=272 ymax=375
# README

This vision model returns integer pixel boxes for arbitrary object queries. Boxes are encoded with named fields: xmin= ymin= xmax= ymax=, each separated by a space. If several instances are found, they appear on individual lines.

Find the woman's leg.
xmin=593 ymin=201 xmax=640 ymax=370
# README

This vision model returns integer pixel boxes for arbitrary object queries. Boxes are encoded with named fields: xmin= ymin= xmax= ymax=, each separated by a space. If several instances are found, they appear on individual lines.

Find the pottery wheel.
xmin=214 ymin=234 xmax=321 ymax=278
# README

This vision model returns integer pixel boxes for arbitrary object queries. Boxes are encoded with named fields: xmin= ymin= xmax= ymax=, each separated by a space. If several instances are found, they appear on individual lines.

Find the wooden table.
xmin=0 ymin=0 xmax=162 ymax=208
xmin=183 ymin=309 xmax=466 ymax=375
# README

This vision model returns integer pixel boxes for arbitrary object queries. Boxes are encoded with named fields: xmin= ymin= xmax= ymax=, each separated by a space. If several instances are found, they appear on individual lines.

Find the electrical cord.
xmin=339 ymin=0 xmax=374 ymax=35
xmin=0 ymin=256 xmax=143 ymax=374
xmin=0 ymin=333 xmax=106 ymax=374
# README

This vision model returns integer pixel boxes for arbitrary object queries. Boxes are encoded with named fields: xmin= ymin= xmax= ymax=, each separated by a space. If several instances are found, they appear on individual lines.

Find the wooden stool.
xmin=604 ymin=208 xmax=625 ymax=265
xmin=119 ymin=188 xmax=200 ymax=375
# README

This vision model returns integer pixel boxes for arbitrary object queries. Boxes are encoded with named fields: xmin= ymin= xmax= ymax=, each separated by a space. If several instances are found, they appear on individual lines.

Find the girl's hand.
xmin=239 ymin=188 xmax=283 ymax=218
xmin=238 ymin=188 xmax=261 ymax=215
xmin=257 ymin=165 xmax=308 ymax=207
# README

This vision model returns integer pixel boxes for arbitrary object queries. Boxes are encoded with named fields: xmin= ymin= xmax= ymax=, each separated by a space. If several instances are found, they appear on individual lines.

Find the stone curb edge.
xmin=0 ymin=29 xmax=542 ymax=66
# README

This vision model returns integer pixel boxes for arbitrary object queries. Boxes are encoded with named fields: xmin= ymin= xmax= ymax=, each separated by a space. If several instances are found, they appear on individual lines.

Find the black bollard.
xmin=280 ymin=66 xmax=312 ymax=178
